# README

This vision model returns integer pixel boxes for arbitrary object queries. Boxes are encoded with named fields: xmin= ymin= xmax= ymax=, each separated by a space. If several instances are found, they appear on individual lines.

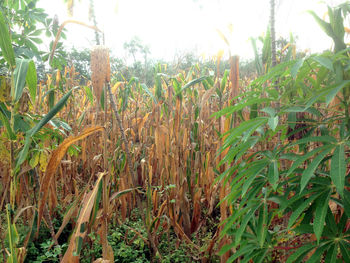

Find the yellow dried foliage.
xmin=62 ymin=172 xmax=106 ymax=263
xmin=37 ymin=126 xmax=105 ymax=230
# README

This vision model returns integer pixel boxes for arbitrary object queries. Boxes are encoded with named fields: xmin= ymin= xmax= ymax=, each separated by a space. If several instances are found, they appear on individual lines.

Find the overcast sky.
xmin=37 ymin=0 xmax=346 ymax=61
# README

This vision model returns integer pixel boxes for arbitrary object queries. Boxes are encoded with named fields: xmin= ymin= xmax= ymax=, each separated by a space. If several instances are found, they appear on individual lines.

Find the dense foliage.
xmin=1 ymin=0 xmax=350 ymax=263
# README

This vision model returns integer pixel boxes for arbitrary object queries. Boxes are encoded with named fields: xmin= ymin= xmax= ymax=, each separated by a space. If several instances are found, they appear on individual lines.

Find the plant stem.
xmin=106 ymin=82 xmax=162 ymax=260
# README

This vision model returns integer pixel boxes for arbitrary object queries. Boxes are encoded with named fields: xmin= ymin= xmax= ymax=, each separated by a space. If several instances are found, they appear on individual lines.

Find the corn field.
xmin=1 ymin=1 xmax=350 ymax=263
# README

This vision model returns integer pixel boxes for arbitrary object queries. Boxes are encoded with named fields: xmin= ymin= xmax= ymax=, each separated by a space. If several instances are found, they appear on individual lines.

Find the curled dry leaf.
xmin=62 ymin=172 xmax=106 ymax=263
xmin=37 ymin=126 xmax=104 ymax=231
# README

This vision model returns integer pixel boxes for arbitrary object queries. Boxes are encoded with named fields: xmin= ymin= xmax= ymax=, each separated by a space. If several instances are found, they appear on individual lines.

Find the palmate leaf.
xmin=307 ymin=242 xmax=332 ymax=263
xmin=286 ymin=243 xmax=315 ymax=263
xmin=288 ymin=192 xmax=321 ymax=229
xmin=324 ymin=244 xmax=338 ymax=263
xmin=226 ymin=243 xmax=256 ymax=263
xmin=300 ymin=145 xmax=333 ymax=193
xmin=339 ymin=241 xmax=350 ymax=262
xmin=234 ymin=204 xmax=261 ymax=246
xmin=286 ymin=145 xmax=332 ymax=177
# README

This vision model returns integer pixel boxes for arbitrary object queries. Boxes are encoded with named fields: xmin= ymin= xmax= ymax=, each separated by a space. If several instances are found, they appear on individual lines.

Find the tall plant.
xmin=218 ymin=2 xmax=350 ymax=262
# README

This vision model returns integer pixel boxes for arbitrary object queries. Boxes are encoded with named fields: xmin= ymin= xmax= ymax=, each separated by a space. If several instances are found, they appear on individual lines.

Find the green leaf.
xmin=0 ymin=103 xmax=16 ymax=140
xmin=287 ymin=145 xmax=332 ymax=177
xmin=241 ymin=160 xmax=269 ymax=197
xmin=0 ymin=10 xmax=15 ymax=68
xmin=343 ymin=190 xmax=350 ymax=218
xmin=29 ymin=88 xmax=74 ymax=136
xmin=15 ymin=88 xmax=75 ymax=171
xmin=180 ymin=76 xmax=206 ymax=93
xmin=13 ymin=58 xmax=30 ymax=102
xmin=339 ymin=241 xmax=350 ymax=262
xmin=288 ymin=193 xmax=321 ymax=229
xmin=308 ymin=243 xmax=331 ymax=263
xmin=325 ymin=80 xmax=350 ymax=106
xmin=286 ymin=243 xmax=315 ymax=263
xmin=312 ymin=56 xmax=334 ymax=72
xmin=214 ymin=98 xmax=271 ymax=117
xmin=226 ymin=244 xmax=256 ymax=263
xmin=257 ymin=203 xmax=268 ymax=247
xmin=83 ymin=86 xmax=93 ymax=104
xmin=291 ymin=58 xmax=305 ymax=79
xmin=300 ymin=146 xmax=333 ymax=193
xmin=268 ymin=116 xmax=278 ymax=131
xmin=235 ymin=205 xmax=260 ymax=246
xmin=324 ymin=244 xmax=337 ymax=263
xmin=313 ymin=191 xmax=331 ymax=243
xmin=268 ymin=160 xmax=278 ymax=190
xmin=140 ymin=83 xmax=157 ymax=103
xmin=26 ymin=60 xmax=37 ymax=103
xmin=330 ymin=144 xmax=346 ymax=196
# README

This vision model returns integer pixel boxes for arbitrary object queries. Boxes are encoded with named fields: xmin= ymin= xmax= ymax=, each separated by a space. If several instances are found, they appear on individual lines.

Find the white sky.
xmin=37 ymin=0 xmax=345 ymax=61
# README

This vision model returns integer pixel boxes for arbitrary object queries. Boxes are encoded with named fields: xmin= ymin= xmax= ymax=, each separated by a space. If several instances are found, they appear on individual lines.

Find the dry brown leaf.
xmin=61 ymin=172 xmax=106 ymax=263
xmin=37 ymin=126 xmax=104 ymax=231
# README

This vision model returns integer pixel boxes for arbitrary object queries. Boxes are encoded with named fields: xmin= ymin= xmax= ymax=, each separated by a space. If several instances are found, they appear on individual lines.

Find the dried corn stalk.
xmin=91 ymin=46 xmax=111 ymax=105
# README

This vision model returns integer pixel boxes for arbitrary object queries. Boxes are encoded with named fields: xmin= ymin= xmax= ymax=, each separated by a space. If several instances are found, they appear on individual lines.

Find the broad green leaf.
xmin=330 ymin=144 xmax=346 ymax=196
xmin=288 ymin=193 xmax=321 ymax=229
xmin=26 ymin=60 xmax=37 ymax=103
xmin=15 ymin=88 xmax=75 ymax=170
xmin=287 ymin=145 xmax=332 ymax=177
xmin=324 ymin=244 xmax=337 ymax=263
xmin=242 ymin=160 xmax=269 ymax=196
xmin=313 ymin=191 xmax=331 ymax=243
xmin=325 ymin=80 xmax=350 ymax=106
xmin=0 ymin=103 xmax=16 ymax=140
xmin=180 ymin=76 xmax=206 ymax=93
xmin=214 ymin=98 xmax=271 ymax=117
xmin=83 ymin=86 xmax=93 ymax=104
xmin=226 ymin=244 xmax=256 ymax=263
xmin=257 ymin=203 xmax=268 ymax=247
xmin=28 ymin=88 xmax=74 ymax=136
xmin=286 ymin=243 xmax=315 ymax=263
xmin=268 ymin=116 xmax=278 ymax=131
xmin=300 ymin=146 xmax=333 ymax=193
xmin=235 ymin=205 xmax=260 ymax=246
xmin=13 ymin=58 xmax=30 ymax=102
xmin=288 ymin=136 xmax=337 ymax=147
xmin=339 ymin=241 xmax=350 ymax=262
xmin=291 ymin=58 xmax=305 ymax=79
xmin=0 ymin=11 xmax=15 ymax=68
xmin=140 ymin=83 xmax=157 ymax=103
xmin=343 ymin=190 xmax=350 ymax=218
xmin=268 ymin=160 xmax=278 ymax=190
xmin=312 ymin=56 xmax=334 ymax=72
xmin=308 ymin=243 xmax=331 ymax=263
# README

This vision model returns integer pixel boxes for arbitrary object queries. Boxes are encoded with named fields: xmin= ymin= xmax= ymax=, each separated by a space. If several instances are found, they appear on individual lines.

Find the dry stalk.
xmin=49 ymin=20 xmax=103 ymax=65
xmin=106 ymin=82 xmax=162 ymax=260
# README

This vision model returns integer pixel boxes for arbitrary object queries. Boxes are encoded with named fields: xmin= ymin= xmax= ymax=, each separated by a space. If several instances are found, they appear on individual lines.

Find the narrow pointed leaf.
xmin=313 ymin=191 xmax=331 ymax=243
xmin=0 ymin=10 xmax=15 ymax=68
xmin=330 ymin=144 xmax=346 ymax=196
xmin=300 ymin=146 xmax=333 ymax=192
